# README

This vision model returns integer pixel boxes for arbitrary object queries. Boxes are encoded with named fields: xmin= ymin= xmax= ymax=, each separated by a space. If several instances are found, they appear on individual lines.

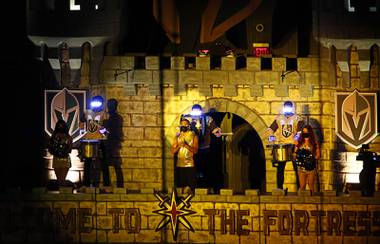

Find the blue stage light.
xmin=90 ymin=96 xmax=104 ymax=110
xmin=190 ymin=109 xmax=202 ymax=117
xmin=190 ymin=104 xmax=203 ymax=116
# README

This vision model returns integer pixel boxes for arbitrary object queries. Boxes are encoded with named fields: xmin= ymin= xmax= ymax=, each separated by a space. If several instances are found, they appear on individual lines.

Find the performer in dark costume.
xmin=182 ymin=104 xmax=222 ymax=191
xmin=294 ymin=125 xmax=320 ymax=194
xmin=48 ymin=119 xmax=73 ymax=189
xmin=103 ymin=98 xmax=124 ymax=188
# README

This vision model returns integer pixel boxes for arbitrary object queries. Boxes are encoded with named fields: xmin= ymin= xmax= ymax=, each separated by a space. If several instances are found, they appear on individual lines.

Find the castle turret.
xmin=26 ymin=0 xmax=126 ymax=88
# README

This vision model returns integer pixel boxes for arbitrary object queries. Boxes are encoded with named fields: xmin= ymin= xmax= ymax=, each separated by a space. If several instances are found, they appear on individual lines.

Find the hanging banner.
xmin=44 ymin=88 xmax=87 ymax=142
xmin=335 ymin=89 xmax=378 ymax=149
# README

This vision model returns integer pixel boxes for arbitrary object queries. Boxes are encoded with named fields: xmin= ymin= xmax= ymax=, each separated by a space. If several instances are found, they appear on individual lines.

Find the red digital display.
xmin=253 ymin=47 xmax=270 ymax=57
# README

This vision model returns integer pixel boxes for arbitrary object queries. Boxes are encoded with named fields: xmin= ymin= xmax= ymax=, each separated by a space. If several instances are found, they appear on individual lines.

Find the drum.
xmin=80 ymin=139 xmax=99 ymax=159
xmin=272 ymin=144 xmax=294 ymax=162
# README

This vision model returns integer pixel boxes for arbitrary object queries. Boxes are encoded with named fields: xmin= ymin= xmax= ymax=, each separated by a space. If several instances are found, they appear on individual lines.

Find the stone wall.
xmin=85 ymin=53 xmax=380 ymax=193
xmin=0 ymin=189 xmax=379 ymax=243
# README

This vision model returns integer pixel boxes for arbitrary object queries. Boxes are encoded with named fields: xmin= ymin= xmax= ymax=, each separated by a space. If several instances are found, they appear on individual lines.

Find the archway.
xmin=168 ymin=98 xmax=268 ymax=193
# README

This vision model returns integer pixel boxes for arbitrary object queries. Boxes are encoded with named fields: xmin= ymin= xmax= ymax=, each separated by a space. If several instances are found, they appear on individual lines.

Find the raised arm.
xmin=208 ymin=117 xmax=222 ymax=137
xmin=171 ymin=134 xmax=180 ymax=155
xmin=262 ymin=120 xmax=278 ymax=139
xmin=184 ymin=134 xmax=198 ymax=154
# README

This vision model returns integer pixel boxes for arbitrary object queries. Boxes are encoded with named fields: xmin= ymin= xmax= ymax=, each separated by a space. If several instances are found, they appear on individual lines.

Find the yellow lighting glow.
xmin=44 ymin=149 xmax=84 ymax=183
xmin=343 ymin=152 xmax=363 ymax=184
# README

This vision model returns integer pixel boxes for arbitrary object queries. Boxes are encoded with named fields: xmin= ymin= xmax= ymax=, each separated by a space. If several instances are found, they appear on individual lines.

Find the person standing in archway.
xmin=182 ymin=104 xmax=222 ymax=192
xmin=264 ymin=101 xmax=304 ymax=191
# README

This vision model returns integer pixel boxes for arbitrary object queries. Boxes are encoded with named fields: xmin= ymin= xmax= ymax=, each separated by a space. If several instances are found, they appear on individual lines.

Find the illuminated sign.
xmin=335 ymin=90 xmax=378 ymax=149
xmin=44 ymin=88 xmax=87 ymax=142
xmin=252 ymin=43 xmax=270 ymax=57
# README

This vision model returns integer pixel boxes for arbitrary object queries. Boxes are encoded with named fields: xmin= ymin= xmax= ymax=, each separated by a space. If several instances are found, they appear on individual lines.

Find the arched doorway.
xmin=210 ymin=112 xmax=265 ymax=193
xmin=168 ymin=98 xmax=268 ymax=193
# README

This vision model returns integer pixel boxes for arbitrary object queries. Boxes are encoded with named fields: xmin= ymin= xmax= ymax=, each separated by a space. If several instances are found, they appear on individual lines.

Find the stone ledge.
xmin=195 ymin=188 xmax=210 ymax=195
xmin=272 ymin=188 xmax=286 ymax=196
xmin=245 ymin=189 xmax=260 ymax=196
xmin=113 ymin=187 xmax=127 ymax=194
xmin=348 ymin=190 xmax=362 ymax=197
xmin=200 ymin=194 xmax=227 ymax=202
xmin=278 ymin=196 xmax=306 ymax=203
xmin=259 ymin=195 xmax=279 ymax=203
xmin=59 ymin=187 xmax=74 ymax=194
xmin=121 ymin=193 xmax=156 ymax=201
xmin=322 ymin=190 xmax=337 ymax=196
xmin=84 ymin=187 xmax=97 ymax=194
xmin=219 ymin=189 xmax=234 ymax=196
xmin=226 ymin=195 xmax=251 ymax=203
xmin=32 ymin=187 xmax=47 ymax=194
xmin=298 ymin=190 xmax=312 ymax=196
xmin=96 ymin=194 xmax=121 ymax=201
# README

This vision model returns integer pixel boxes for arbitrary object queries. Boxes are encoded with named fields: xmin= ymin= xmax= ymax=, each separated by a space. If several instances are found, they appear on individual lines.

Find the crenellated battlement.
xmin=99 ymin=55 xmax=379 ymax=98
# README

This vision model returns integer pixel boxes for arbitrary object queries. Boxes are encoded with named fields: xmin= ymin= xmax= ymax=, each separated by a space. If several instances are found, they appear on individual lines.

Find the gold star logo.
xmin=153 ymin=189 xmax=195 ymax=240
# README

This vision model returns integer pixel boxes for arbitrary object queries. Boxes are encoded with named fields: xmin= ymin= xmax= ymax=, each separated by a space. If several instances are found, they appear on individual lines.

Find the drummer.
xmin=263 ymin=101 xmax=304 ymax=191
xmin=79 ymin=95 xmax=108 ymax=187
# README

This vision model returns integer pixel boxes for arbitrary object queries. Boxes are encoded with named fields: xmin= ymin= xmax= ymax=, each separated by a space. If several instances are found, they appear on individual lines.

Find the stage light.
xmin=90 ymin=96 xmax=104 ymax=111
xmin=190 ymin=109 xmax=202 ymax=117
xmin=91 ymin=101 xmax=102 ymax=108
xmin=282 ymin=105 xmax=293 ymax=114
xmin=189 ymin=104 xmax=203 ymax=117
xmin=282 ymin=101 xmax=294 ymax=115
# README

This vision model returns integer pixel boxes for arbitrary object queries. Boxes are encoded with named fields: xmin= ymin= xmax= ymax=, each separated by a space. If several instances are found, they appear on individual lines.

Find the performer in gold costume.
xmin=171 ymin=118 xmax=199 ymax=194
xmin=264 ymin=101 xmax=304 ymax=190
xmin=79 ymin=95 xmax=108 ymax=187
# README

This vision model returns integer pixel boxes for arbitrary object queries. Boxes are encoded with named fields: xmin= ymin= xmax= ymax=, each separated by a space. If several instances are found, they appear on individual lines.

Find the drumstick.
xmin=220 ymin=132 xmax=233 ymax=136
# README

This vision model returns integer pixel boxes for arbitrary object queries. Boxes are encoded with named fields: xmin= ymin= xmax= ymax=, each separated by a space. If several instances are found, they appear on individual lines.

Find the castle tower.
xmin=26 ymin=0 xmax=126 ymax=88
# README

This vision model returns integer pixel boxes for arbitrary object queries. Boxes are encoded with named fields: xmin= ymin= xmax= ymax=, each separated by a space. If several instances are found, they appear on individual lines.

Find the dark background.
xmin=3 ymin=1 xmax=45 ymax=190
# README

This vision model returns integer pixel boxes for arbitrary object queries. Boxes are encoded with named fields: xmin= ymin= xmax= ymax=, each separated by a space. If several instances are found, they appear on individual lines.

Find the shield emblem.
xmin=282 ymin=124 xmax=293 ymax=138
xmin=88 ymin=120 xmax=98 ymax=133
xmin=335 ymin=90 xmax=378 ymax=149
xmin=45 ymin=88 xmax=87 ymax=142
